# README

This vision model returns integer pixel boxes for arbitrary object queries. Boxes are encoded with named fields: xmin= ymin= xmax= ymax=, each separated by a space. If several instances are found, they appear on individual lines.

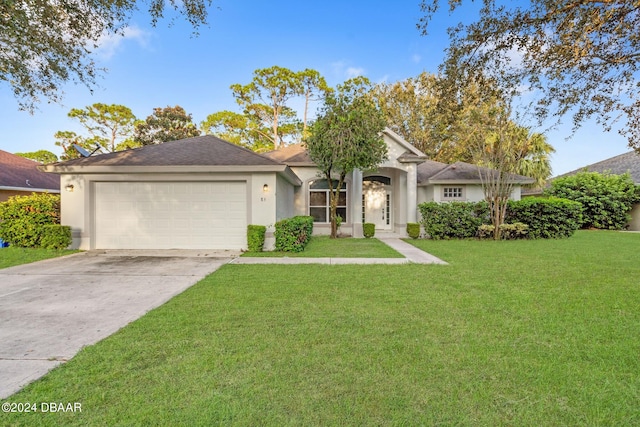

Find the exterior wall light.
xmin=263 ymin=184 xmax=269 ymax=193
xmin=65 ymin=184 xmax=74 ymax=192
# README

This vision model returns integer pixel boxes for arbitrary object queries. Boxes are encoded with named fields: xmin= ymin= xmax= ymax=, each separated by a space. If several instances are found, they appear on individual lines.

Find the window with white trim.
xmin=309 ymin=179 xmax=347 ymax=223
xmin=443 ymin=187 xmax=464 ymax=200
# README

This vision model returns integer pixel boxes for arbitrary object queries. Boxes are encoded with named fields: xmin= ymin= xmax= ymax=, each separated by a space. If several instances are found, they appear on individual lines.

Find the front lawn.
xmin=1 ymin=231 xmax=639 ymax=425
xmin=0 ymin=246 xmax=78 ymax=269
xmin=242 ymin=235 xmax=404 ymax=257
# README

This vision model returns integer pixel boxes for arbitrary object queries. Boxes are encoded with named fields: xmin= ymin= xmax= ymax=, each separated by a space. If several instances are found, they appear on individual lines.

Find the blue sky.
xmin=0 ymin=0 xmax=632 ymax=175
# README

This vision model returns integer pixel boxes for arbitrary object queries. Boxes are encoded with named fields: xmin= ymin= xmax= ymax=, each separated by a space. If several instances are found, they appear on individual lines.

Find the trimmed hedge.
xmin=418 ymin=198 xmax=582 ymax=240
xmin=274 ymin=216 xmax=314 ymax=252
xmin=418 ymin=201 xmax=489 ymax=240
xmin=0 ymin=193 xmax=61 ymax=248
xmin=40 ymin=225 xmax=72 ymax=249
xmin=406 ymin=223 xmax=420 ymax=239
xmin=363 ymin=223 xmax=375 ymax=238
xmin=506 ymin=197 xmax=582 ymax=239
xmin=247 ymin=225 xmax=266 ymax=252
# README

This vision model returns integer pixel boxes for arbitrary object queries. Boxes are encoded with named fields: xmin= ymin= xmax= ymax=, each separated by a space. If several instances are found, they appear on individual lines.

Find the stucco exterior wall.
xmin=275 ymin=174 xmax=294 ymax=221
xmin=628 ymin=203 xmax=640 ymax=231
xmin=420 ymin=184 xmax=522 ymax=204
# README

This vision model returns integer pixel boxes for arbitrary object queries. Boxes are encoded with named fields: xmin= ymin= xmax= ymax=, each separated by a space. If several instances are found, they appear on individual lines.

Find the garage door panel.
xmin=95 ymin=182 xmax=247 ymax=249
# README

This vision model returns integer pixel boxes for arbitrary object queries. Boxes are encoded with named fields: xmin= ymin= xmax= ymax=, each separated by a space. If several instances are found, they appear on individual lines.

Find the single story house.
xmin=0 ymin=150 xmax=60 ymax=202
xmin=42 ymin=129 xmax=533 ymax=250
xmin=553 ymin=151 xmax=640 ymax=231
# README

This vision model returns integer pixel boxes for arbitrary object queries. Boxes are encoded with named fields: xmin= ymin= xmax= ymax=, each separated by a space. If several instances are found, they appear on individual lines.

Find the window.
xmin=443 ymin=187 xmax=464 ymax=199
xmin=309 ymin=180 xmax=347 ymax=223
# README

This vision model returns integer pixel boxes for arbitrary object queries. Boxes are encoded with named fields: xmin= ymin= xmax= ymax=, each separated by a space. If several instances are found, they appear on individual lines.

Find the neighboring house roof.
xmin=0 ymin=149 xmax=60 ymax=192
xmin=554 ymin=151 xmax=640 ymax=183
xmin=418 ymin=160 xmax=535 ymax=185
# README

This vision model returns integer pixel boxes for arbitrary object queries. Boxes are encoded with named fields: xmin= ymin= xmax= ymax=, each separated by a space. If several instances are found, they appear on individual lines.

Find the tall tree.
xmin=297 ymin=68 xmax=332 ymax=139
xmin=514 ymin=130 xmax=555 ymax=188
xmin=418 ymin=0 xmax=640 ymax=150
xmin=230 ymin=66 xmax=304 ymax=149
xmin=306 ymin=78 xmax=388 ymax=238
xmin=458 ymin=101 xmax=532 ymax=239
xmin=201 ymin=111 xmax=274 ymax=152
xmin=373 ymin=71 xmax=555 ymax=186
xmin=2 ymin=0 xmax=212 ymax=112
xmin=14 ymin=150 xmax=58 ymax=164
xmin=133 ymin=106 xmax=201 ymax=145
xmin=68 ymin=103 xmax=137 ymax=152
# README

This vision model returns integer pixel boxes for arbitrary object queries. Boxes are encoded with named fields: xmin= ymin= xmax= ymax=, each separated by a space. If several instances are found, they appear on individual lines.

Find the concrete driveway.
xmin=0 ymin=250 xmax=237 ymax=399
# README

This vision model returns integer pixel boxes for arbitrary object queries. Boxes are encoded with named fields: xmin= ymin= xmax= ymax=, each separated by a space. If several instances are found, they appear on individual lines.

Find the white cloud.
xmin=345 ymin=66 xmax=365 ymax=79
xmin=95 ymin=26 xmax=151 ymax=60
xmin=331 ymin=61 xmax=366 ymax=80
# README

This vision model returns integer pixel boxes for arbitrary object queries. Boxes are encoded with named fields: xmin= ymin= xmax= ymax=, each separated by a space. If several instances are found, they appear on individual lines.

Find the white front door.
xmin=363 ymin=181 xmax=392 ymax=230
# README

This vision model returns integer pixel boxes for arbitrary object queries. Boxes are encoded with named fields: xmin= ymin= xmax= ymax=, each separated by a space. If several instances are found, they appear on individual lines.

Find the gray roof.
xmin=554 ymin=151 xmax=640 ymax=183
xmin=50 ymin=135 xmax=283 ymax=167
xmin=418 ymin=161 xmax=535 ymax=185
xmin=263 ymin=144 xmax=314 ymax=165
xmin=0 ymin=150 xmax=60 ymax=191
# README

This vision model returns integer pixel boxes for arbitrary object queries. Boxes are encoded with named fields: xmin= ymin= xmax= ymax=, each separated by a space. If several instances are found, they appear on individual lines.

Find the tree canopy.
xmin=372 ymin=71 xmax=555 ymax=186
xmin=205 ymin=66 xmax=330 ymax=151
xmin=418 ymin=0 xmax=640 ymax=150
xmin=2 ymin=0 xmax=212 ymax=112
xmin=68 ymin=103 xmax=137 ymax=153
xmin=14 ymin=150 xmax=58 ymax=164
xmin=230 ymin=66 xmax=304 ymax=149
xmin=133 ymin=105 xmax=201 ymax=145
xmin=306 ymin=78 xmax=388 ymax=238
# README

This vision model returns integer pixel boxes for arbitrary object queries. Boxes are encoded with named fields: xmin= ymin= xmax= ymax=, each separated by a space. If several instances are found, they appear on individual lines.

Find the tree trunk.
xmin=329 ymin=195 xmax=338 ymax=238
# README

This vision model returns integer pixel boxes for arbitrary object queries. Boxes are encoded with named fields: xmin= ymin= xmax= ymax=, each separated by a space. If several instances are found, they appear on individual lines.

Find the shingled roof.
xmin=49 ymin=135 xmax=284 ymax=167
xmin=418 ymin=160 xmax=535 ymax=185
xmin=0 ymin=150 xmax=60 ymax=191
xmin=554 ymin=151 xmax=640 ymax=183
xmin=262 ymin=144 xmax=314 ymax=166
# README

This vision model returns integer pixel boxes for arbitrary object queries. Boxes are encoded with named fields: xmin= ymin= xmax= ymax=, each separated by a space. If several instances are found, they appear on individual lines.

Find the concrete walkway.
xmin=232 ymin=237 xmax=448 ymax=265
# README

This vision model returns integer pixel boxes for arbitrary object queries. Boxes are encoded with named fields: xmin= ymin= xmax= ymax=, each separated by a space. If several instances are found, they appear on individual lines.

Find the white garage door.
xmin=94 ymin=181 xmax=247 ymax=249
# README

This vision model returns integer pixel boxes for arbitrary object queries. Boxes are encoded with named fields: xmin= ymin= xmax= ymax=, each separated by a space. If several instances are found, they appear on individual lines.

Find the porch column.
xmin=406 ymin=164 xmax=417 ymax=224
xmin=352 ymin=169 xmax=363 ymax=237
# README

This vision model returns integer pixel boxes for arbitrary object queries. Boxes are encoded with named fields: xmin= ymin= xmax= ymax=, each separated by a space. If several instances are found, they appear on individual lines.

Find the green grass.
xmin=242 ymin=235 xmax=404 ymax=258
xmin=2 ymin=231 xmax=639 ymax=425
xmin=0 ymin=246 xmax=78 ymax=269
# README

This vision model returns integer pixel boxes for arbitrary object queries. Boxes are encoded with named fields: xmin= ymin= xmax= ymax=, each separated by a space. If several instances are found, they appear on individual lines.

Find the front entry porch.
xmin=362 ymin=176 xmax=392 ymax=231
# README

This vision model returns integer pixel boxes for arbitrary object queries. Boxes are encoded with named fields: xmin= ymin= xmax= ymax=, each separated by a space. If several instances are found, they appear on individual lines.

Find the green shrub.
xmin=274 ymin=216 xmax=314 ymax=252
xmin=545 ymin=171 xmax=640 ymax=229
xmin=406 ymin=223 xmax=420 ymax=239
xmin=506 ymin=197 xmax=582 ymax=239
xmin=40 ymin=225 xmax=72 ymax=249
xmin=247 ymin=225 xmax=266 ymax=252
xmin=418 ymin=201 xmax=489 ymax=240
xmin=498 ymin=222 xmax=529 ymax=240
xmin=0 ymin=193 xmax=61 ymax=248
xmin=477 ymin=224 xmax=495 ymax=239
xmin=363 ymin=223 xmax=375 ymax=238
